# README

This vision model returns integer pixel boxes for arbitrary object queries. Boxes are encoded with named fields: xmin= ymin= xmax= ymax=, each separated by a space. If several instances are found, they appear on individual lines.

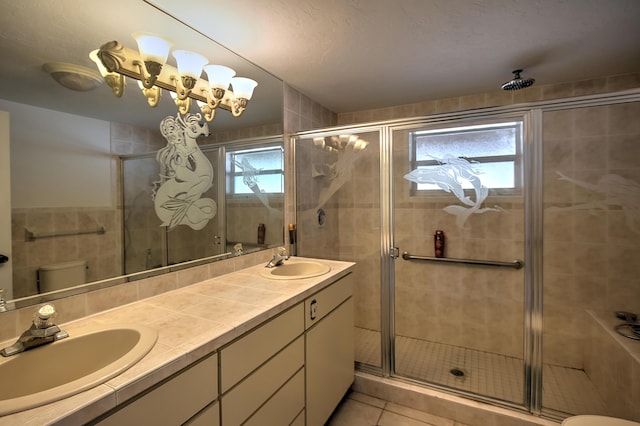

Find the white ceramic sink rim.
xmin=0 ymin=323 xmax=158 ymax=416
xmin=260 ymin=260 xmax=331 ymax=280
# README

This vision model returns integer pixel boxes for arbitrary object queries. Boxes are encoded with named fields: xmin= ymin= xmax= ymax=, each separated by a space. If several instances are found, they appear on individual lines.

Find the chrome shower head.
xmin=501 ymin=69 xmax=535 ymax=91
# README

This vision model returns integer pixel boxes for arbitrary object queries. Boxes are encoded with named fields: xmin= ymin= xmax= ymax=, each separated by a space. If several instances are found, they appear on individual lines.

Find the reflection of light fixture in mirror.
xmin=42 ymin=62 xmax=103 ymax=92
xmin=93 ymin=32 xmax=258 ymax=122
xmin=230 ymin=77 xmax=258 ymax=117
xmin=89 ymin=50 xmax=124 ymax=97
xmin=200 ymin=64 xmax=236 ymax=119
xmin=139 ymin=81 xmax=161 ymax=107
xmin=173 ymin=50 xmax=207 ymax=97
xmin=313 ymin=134 xmax=369 ymax=153
xmin=171 ymin=91 xmax=190 ymax=115
xmin=132 ymin=32 xmax=173 ymax=89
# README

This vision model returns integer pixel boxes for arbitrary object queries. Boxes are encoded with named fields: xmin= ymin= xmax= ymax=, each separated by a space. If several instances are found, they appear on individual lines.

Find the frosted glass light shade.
xmin=230 ymin=77 xmax=258 ymax=100
xmin=204 ymin=65 xmax=236 ymax=90
xmin=132 ymin=32 xmax=172 ymax=65
xmin=173 ymin=50 xmax=208 ymax=79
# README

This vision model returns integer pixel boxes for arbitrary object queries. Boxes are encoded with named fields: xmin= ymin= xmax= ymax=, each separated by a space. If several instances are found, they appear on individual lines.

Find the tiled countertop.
xmin=0 ymin=257 xmax=355 ymax=425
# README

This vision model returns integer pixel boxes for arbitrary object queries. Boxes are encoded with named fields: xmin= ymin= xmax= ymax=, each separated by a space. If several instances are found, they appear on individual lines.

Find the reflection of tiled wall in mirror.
xmin=8 ymin=114 xmax=162 ymax=298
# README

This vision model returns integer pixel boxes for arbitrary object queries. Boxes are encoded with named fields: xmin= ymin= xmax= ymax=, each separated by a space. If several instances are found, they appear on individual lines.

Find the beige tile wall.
xmin=8 ymin=120 xmax=162 ymax=298
xmin=11 ymin=207 xmax=122 ymax=298
xmin=542 ymin=101 xmax=640 ymax=369
xmin=337 ymin=73 xmax=640 ymax=125
xmin=226 ymin=197 xmax=284 ymax=246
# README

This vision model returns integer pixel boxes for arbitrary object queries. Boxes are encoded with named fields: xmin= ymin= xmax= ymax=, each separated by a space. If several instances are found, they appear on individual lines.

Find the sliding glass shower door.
xmin=390 ymin=118 xmax=527 ymax=406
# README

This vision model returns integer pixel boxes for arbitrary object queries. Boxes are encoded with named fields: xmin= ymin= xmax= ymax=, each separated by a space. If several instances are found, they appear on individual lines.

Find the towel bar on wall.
xmin=25 ymin=226 xmax=106 ymax=242
xmin=402 ymin=252 xmax=523 ymax=269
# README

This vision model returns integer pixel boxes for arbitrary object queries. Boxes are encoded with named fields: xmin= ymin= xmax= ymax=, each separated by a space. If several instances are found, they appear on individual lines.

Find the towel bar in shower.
xmin=402 ymin=252 xmax=523 ymax=269
xmin=25 ymin=226 xmax=106 ymax=242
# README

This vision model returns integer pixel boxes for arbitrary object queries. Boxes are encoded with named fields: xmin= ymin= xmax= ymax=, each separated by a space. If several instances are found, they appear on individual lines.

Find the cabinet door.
xmin=306 ymin=297 xmax=354 ymax=426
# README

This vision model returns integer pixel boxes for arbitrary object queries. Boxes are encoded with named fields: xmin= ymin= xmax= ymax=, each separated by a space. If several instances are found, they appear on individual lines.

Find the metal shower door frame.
xmin=383 ymin=109 xmax=536 ymax=414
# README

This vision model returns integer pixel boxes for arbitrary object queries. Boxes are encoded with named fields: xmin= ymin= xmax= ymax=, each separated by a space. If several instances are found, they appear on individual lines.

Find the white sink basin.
xmin=0 ymin=324 xmax=158 ymax=415
xmin=261 ymin=261 xmax=331 ymax=280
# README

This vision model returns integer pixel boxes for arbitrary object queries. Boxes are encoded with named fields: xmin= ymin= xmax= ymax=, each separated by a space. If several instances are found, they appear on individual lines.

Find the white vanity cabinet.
xmin=86 ymin=269 xmax=354 ymax=426
xmin=305 ymin=273 xmax=354 ymax=426
xmin=94 ymin=353 xmax=218 ymax=426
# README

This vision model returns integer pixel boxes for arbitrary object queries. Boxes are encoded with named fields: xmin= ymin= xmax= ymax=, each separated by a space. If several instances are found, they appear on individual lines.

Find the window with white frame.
xmin=408 ymin=121 xmax=523 ymax=195
xmin=227 ymin=145 xmax=284 ymax=196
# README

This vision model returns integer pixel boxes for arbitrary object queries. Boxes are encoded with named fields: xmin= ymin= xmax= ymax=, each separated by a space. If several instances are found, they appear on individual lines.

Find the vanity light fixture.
xmin=91 ymin=32 xmax=258 ymax=121
xmin=89 ymin=50 xmax=124 ymax=97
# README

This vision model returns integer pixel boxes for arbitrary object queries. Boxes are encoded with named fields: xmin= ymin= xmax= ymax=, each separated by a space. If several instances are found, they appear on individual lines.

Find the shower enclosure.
xmin=293 ymin=92 xmax=640 ymax=421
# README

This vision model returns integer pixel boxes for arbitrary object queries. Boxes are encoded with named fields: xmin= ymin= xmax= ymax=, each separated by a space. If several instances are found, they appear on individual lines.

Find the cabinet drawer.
xmin=305 ymin=273 xmax=353 ymax=329
xmin=220 ymin=303 xmax=303 ymax=392
xmin=96 ymin=353 xmax=218 ymax=426
xmin=185 ymin=401 xmax=219 ymax=426
xmin=291 ymin=409 xmax=305 ymax=426
xmin=243 ymin=368 xmax=304 ymax=426
xmin=222 ymin=336 xmax=304 ymax=426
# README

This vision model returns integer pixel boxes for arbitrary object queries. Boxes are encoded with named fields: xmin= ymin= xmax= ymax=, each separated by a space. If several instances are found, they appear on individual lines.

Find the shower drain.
xmin=449 ymin=368 xmax=465 ymax=377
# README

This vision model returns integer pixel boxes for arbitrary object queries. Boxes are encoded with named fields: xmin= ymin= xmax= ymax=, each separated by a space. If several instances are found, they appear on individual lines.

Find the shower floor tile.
xmin=356 ymin=327 xmax=382 ymax=367
xmin=542 ymin=364 xmax=607 ymax=415
xmin=394 ymin=334 xmax=524 ymax=404
xmin=355 ymin=327 xmax=606 ymax=416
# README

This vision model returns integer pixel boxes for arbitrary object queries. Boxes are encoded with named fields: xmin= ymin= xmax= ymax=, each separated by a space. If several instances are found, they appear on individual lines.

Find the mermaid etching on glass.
xmin=152 ymin=113 xmax=216 ymax=231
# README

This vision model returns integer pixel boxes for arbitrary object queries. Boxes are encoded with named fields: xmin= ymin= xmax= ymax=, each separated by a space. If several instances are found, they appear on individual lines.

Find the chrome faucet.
xmin=266 ymin=247 xmax=289 ymax=268
xmin=0 ymin=304 xmax=68 ymax=357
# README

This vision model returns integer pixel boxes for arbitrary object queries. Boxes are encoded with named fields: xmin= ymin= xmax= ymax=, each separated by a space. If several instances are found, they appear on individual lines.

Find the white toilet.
xmin=562 ymin=415 xmax=640 ymax=426
xmin=38 ymin=260 xmax=87 ymax=292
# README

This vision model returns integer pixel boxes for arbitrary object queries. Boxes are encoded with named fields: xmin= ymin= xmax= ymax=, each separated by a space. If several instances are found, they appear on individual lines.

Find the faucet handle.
xmin=0 ymin=289 xmax=6 ymax=313
xmin=277 ymin=247 xmax=288 ymax=257
xmin=33 ymin=304 xmax=57 ymax=328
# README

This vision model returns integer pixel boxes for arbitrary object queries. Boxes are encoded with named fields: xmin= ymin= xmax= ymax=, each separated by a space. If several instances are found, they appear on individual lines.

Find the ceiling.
xmin=0 ymin=0 xmax=283 ymax=131
xmin=0 ymin=0 xmax=638 ymax=130
xmin=151 ymin=0 xmax=640 ymax=113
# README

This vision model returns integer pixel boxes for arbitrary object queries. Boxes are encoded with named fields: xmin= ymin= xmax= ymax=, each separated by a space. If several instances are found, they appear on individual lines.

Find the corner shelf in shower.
xmin=401 ymin=252 xmax=523 ymax=269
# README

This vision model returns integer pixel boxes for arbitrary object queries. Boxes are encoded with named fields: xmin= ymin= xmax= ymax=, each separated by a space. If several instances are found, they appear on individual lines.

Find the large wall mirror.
xmin=0 ymin=0 xmax=284 ymax=310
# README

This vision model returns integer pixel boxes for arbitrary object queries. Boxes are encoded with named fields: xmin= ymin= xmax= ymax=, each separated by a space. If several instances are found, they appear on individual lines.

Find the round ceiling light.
xmin=42 ymin=62 xmax=103 ymax=91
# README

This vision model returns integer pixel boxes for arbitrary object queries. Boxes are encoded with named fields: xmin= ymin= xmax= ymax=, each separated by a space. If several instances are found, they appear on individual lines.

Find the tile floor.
xmin=327 ymin=390 xmax=470 ymax=426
